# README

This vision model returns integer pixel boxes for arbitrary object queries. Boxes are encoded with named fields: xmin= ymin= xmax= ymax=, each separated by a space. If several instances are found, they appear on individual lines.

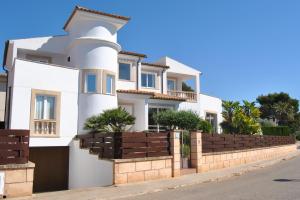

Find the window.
xmin=31 ymin=90 xmax=60 ymax=137
xmin=167 ymin=79 xmax=176 ymax=91
xmin=119 ymin=63 xmax=131 ymax=80
xmin=148 ymin=107 xmax=171 ymax=132
xmin=35 ymin=95 xmax=56 ymax=120
xmin=205 ymin=113 xmax=218 ymax=133
xmin=106 ymin=74 xmax=114 ymax=95
xmin=141 ymin=73 xmax=156 ymax=88
xmin=86 ymin=73 xmax=97 ymax=93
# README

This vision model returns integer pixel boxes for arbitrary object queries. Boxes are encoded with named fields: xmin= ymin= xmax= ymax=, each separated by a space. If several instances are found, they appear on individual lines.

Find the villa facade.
xmin=2 ymin=6 xmax=222 ymax=191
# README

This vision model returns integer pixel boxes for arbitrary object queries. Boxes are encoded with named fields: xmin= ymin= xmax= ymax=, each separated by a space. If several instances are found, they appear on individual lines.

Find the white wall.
xmin=9 ymin=59 xmax=79 ymax=146
xmin=78 ymin=94 xmax=118 ymax=133
xmin=117 ymin=80 xmax=136 ymax=90
xmin=199 ymin=93 xmax=223 ymax=133
xmin=69 ymin=140 xmax=113 ymax=189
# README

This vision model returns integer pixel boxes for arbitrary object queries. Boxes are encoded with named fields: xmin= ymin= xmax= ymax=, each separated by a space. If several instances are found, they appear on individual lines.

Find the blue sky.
xmin=1 ymin=0 xmax=299 ymax=102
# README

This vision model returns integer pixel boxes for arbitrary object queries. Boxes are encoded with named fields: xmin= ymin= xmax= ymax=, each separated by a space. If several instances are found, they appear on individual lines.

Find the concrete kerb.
xmin=10 ymin=150 xmax=300 ymax=200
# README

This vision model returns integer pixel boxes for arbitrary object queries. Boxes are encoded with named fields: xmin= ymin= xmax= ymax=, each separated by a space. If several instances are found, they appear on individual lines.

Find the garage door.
xmin=29 ymin=147 xmax=69 ymax=193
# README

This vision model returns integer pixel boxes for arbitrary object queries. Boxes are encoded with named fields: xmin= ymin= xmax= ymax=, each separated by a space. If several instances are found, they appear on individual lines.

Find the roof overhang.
xmin=64 ymin=6 xmax=130 ymax=32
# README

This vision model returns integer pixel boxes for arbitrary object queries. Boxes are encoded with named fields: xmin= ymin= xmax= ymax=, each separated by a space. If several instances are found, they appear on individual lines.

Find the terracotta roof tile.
xmin=64 ymin=6 xmax=130 ymax=30
xmin=119 ymin=51 xmax=147 ymax=58
xmin=152 ymin=93 xmax=186 ymax=101
xmin=141 ymin=62 xmax=170 ymax=69
xmin=117 ymin=89 xmax=154 ymax=95
xmin=117 ymin=90 xmax=186 ymax=101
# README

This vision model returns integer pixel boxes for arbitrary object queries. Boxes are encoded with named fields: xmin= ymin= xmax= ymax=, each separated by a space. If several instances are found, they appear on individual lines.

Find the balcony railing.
xmin=32 ymin=119 xmax=57 ymax=137
xmin=167 ymin=90 xmax=197 ymax=102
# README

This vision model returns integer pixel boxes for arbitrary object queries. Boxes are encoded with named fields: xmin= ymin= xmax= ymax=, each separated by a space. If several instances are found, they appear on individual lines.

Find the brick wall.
xmin=113 ymin=156 xmax=173 ymax=184
xmin=200 ymin=144 xmax=297 ymax=172
xmin=1 ymin=162 xmax=35 ymax=198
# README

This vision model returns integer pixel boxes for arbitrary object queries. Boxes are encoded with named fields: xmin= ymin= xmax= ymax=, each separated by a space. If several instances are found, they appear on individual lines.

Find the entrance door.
xmin=29 ymin=147 xmax=69 ymax=193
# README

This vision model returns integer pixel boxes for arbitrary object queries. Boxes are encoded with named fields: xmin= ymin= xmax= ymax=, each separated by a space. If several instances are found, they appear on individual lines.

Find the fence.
xmin=202 ymin=133 xmax=296 ymax=153
xmin=78 ymin=132 xmax=171 ymax=159
xmin=0 ymin=130 xmax=30 ymax=165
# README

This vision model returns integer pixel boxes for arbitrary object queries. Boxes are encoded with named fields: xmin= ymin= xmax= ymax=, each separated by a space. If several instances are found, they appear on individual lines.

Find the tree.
xmin=197 ymin=119 xmax=213 ymax=133
xmin=182 ymin=82 xmax=194 ymax=92
xmin=221 ymin=100 xmax=261 ymax=135
xmin=84 ymin=107 xmax=135 ymax=132
xmin=257 ymin=92 xmax=300 ymax=132
xmin=154 ymin=110 xmax=200 ymax=131
xmin=220 ymin=101 xmax=240 ymax=134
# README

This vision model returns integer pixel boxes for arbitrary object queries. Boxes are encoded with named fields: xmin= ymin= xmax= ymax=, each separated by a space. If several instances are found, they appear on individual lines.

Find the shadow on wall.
xmin=273 ymin=179 xmax=300 ymax=182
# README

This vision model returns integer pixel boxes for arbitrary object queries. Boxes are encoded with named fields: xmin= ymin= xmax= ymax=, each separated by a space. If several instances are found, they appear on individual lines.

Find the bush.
xmin=153 ymin=110 xmax=177 ymax=130
xmin=295 ymin=131 xmax=300 ymax=141
xmin=176 ymin=111 xmax=199 ymax=131
xmin=154 ymin=110 xmax=200 ymax=131
xmin=84 ymin=107 xmax=135 ymax=133
xmin=261 ymin=126 xmax=292 ymax=136
xmin=198 ymin=119 xmax=213 ymax=133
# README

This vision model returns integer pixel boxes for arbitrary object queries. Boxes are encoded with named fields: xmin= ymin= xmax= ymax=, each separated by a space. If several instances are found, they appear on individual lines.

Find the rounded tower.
xmin=64 ymin=6 xmax=130 ymax=132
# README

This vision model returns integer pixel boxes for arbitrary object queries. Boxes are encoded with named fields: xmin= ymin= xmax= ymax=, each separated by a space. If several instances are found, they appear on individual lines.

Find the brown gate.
xmin=29 ymin=147 xmax=69 ymax=193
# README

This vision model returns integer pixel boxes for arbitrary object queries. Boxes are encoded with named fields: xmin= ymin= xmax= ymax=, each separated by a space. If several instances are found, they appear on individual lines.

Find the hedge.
xmin=262 ymin=126 xmax=292 ymax=136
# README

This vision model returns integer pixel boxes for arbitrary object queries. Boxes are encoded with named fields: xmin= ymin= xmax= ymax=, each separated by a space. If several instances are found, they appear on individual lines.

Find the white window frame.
xmin=85 ymin=73 xmax=97 ymax=93
xmin=141 ymin=72 xmax=156 ymax=88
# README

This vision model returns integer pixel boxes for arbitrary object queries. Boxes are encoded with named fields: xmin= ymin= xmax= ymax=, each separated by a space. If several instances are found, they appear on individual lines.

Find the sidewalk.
xmin=13 ymin=149 xmax=300 ymax=200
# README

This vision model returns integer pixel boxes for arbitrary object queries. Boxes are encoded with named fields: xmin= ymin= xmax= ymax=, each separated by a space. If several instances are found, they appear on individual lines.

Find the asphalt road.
xmin=123 ymin=155 xmax=300 ymax=200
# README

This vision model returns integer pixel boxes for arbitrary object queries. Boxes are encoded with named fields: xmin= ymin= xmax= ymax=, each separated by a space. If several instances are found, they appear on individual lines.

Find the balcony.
xmin=167 ymin=90 xmax=197 ymax=102
xmin=32 ymin=120 xmax=57 ymax=137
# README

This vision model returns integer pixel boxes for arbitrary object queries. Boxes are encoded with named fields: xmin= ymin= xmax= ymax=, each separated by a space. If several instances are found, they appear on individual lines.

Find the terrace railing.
xmin=77 ymin=132 xmax=171 ymax=159
xmin=0 ymin=129 xmax=29 ymax=165
xmin=202 ymin=133 xmax=296 ymax=153
xmin=167 ymin=90 xmax=197 ymax=102
xmin=32 ymin=119 xmax=57 ymax=137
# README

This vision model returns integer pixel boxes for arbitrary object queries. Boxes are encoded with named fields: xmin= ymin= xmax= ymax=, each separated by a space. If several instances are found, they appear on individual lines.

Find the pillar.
xmin=191 ymin=131 xmax=202 ymax=173
xmin=170 ymin=131 xmax=181 ymax=177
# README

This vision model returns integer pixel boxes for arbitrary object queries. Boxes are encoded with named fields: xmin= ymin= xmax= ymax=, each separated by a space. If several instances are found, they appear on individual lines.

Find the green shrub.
xmin=153 ymin=110 xmax=177 ymax=130
xmin=176 ymin=111 xmax=199 ymax=131
xmin=181 ymin=144 xmax=191 ymax=158
xmin=295 ymin=131 xmax=300 ymax=141
xmin=262 ymin=126 xmax=292 ymax=136
xmin=154 ymin=110 xmax=200 ymax=131
xmin=198 ymin=119 xmax=213 ymax=133
xmin=84 ymin=107 xmax=135 ymax=133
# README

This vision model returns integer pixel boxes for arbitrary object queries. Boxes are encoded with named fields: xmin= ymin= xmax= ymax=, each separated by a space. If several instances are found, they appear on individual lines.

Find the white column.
xmin=195 ymin=73 xmax=200 ymax=102
xmin=137 ymin=62 xmax=142 ymax=90
xmin=144 ymin=99 xmax=149 ymax=130
xmin=162 ymin=70 xmax=167 ymax=94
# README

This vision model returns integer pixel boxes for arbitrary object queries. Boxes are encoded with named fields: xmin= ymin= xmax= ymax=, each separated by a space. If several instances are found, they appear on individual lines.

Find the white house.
xmin=2 ymin=6 xmax=222 ymax=192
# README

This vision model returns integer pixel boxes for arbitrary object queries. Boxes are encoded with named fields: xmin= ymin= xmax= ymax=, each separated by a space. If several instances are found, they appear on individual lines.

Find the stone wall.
xmin=113 ymin=156 xmax=173 ymax=184
xmin=1 ymin=162 xmax=35 ymax=198
xmin=200 ymin=144 xmax=297 ymax=172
